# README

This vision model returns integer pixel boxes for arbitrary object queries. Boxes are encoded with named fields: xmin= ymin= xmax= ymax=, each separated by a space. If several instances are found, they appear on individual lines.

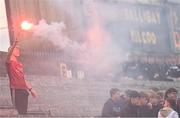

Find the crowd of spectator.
xmin=102 ymin=87 xmax=180 ymax=117
xmin=122 ymin=62 xmax=180 ymax=81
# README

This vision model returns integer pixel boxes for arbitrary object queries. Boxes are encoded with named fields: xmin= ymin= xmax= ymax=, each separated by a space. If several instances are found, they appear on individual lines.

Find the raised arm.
xmin=6 ymin=39 xmax=18 ymax=62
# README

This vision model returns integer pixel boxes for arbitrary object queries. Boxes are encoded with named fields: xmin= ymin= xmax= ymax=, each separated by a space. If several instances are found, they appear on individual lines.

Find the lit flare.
xmin=21 ymin=20 xmax=33 ymax=30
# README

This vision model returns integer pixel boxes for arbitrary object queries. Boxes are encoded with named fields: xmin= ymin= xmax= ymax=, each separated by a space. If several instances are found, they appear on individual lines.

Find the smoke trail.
xmin=33 ymin=20 xmax=76 ymax=50
xmin=31 ymin=0 xmax=130 ymax=78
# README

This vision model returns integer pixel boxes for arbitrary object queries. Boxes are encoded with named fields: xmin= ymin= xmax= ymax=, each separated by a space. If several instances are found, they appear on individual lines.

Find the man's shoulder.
xmin=104 ymin=99 xmax=114 ymax=105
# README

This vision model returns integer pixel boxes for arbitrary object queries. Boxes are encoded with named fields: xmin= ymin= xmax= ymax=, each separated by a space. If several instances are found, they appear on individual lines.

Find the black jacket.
xmin=139 ymin=105 xmax=152 ymax=117
xmin=101 ymin=99 xmax=121 ymax=117
xmin=120 ymin=103 xmax=139 ymax=117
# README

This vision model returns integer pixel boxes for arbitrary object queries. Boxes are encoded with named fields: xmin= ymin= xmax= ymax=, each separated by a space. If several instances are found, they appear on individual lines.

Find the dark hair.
xmin=164 ymin=88 xmax=178 ymax=99
xmin=125 ymin=89 xmax=133 ymax=97
xmin=110 ymin=88 xmax=120 ymax=97
xmin=157 ymin=92 xmax=164 ymax=99
xmin=139 ymin=92 xmax=149 ymax=98
xmin=129 ymin=90 xmax=140 ymax=98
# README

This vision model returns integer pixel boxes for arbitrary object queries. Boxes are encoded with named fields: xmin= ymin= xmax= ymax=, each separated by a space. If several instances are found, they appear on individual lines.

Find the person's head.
xmin=124 ymin=89 xmax=133 ymax=101
xmin=110 ymin=88 xmax=120 ymax=102
xmin=129 ymin=90 xmax=141 ymax=106
xmin=164 ymin=88 xmax=178 ymax=100
xmin=164 ymin=98 xmax=176 ymax=108
xmin=157 ymin=92 xmax=164 ymax=105
xmin=157 ymin=92 xmax=164 ymax=100
xmin=148 ymin=92 xmax=159 ymax=105
xmin=139 ymin=92 xmax=149 ymax=106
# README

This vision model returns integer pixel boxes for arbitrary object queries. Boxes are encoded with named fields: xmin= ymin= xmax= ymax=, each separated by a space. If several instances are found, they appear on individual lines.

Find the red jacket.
xmin=6 ymin=60 xmax=29 ymax=90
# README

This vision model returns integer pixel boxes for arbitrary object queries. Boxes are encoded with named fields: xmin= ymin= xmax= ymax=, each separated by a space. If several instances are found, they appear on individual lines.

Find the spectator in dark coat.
xmin=101 ymin=88 xmax=121 ymax=117
xmin=120 ymin=90 xmax=141 ymax=117
xmin=139 ymin=92 xmax=152 ymax=117
xmin=147 ymin=91 xmax=162 ymax=117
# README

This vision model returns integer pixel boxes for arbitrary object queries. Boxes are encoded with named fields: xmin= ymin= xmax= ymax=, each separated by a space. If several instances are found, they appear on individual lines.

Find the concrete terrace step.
xmin=0 ymin=106 xmax=51 ymax=117
xmin=0 ymin=106 xmax=17 ymax=117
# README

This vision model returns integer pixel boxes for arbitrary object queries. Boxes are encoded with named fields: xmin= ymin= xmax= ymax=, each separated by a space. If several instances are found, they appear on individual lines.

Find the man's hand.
xmin=30 ymin=89 xmax=38 ymax=98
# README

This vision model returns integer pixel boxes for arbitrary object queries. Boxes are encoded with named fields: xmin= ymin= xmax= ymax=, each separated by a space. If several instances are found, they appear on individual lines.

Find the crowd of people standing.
xmin=102 ymin=87 xmax=180 ymax=117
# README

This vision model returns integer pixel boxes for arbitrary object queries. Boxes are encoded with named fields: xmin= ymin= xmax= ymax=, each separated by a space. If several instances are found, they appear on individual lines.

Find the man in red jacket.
xmin=6 ymin=39 xmax=37 ymax=114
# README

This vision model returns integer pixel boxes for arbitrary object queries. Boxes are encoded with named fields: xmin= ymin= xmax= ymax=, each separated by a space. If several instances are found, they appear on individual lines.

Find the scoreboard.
xmin=95 ymin=1 xmax=173 ymax=53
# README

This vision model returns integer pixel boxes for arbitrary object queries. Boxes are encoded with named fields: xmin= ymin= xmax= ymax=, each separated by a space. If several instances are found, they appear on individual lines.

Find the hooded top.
xmin=158 ymin=107 xmax=179 ymax=118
